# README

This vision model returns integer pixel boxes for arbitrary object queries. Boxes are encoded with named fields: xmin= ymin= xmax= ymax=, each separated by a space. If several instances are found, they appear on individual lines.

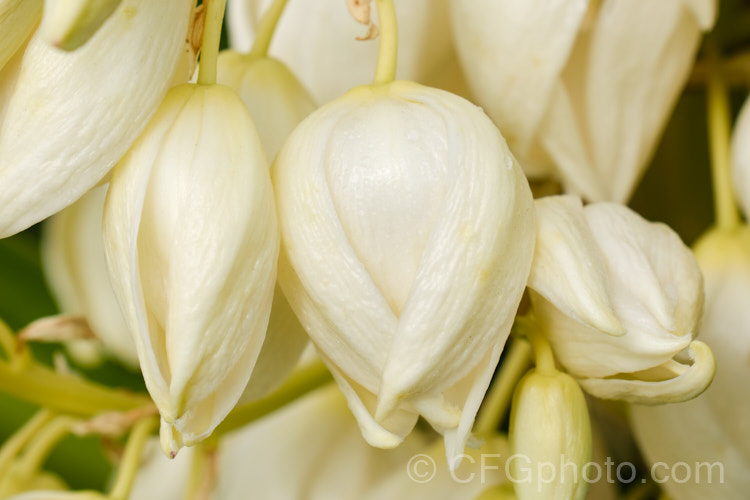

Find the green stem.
xmin=197 ymin=0 xmax=227 ymax=85
xmin=0 ymin=320 xmax=16 ymax=362
xmin=15 ymin=416 xmax=77 ymax=480
xmin=214 ymin=361 xmax=332 ymax=437
xmin=0 ymin=410 xmax=55 ymax=481
xmin=707 ymin=42 xmax=741 ymax=231
xmin=108 ymin=417 xmax=159 ymax=500
xmin=525 ymin=323 xmax=556 ymax=375
xmin=0 ymin=359 xmax=152 ymax=416
xmin=248 ymin=0 xmax=288 ymax=59
xmin=474 ymin=339 xmax=532 ymax=435
xmin=372 ymin=0 xmax=398 ymax=85
xmin=183 ymin=442 xmax=216 ymax=500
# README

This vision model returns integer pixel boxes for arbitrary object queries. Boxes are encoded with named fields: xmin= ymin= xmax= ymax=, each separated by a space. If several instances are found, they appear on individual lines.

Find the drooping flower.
xmin=40 ymin=184 xmax=138 ymax=367
xmin=273 ymin=80 xmax=535 ymax=462
xmin=527 ymin=195 xmax=714 ymax=403
xmin=216 ymin=51 xmax=316 ymax=160
xmin=0 ymin=0 xmax=196 ymax=238
xmin=450 ymin=0 xmax=716 ymax=202
xmin=631 ymin=227 xmax=750 ymax=500
xmin=226 ymin=0 xmax=454 ymax=104
xmin=103 ymin=82 xmax=279 ymax=455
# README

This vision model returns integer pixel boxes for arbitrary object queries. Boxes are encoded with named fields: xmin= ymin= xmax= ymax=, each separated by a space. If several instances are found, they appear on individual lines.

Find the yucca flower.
xmin=450 ymin=0 xmax=716 ymax=202
xmin=273 ymin=79 xmax=535 ymax=463
xmin=0 ymin=0 xmax=195 ymax=238
xmin=103 ymin=82 xmax=278 ymax=455
xmin=527 ymin=195 xmax=714 ymax=403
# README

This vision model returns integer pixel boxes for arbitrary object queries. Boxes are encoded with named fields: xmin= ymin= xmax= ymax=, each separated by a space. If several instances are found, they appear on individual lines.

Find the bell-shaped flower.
xmin=450 ymin=0 xmax=716 ymax=202
xmin=40 ymin=184 xmax=138 ymax=367
xmin=102 ymin=83 xmax=279 ymax=455
xmin=216 ymin=51 xmax=316 ymax=160
xmin=509 ymin=368 xmax=591 ymax=500
xmin=273 ymin=80 xmax=536 ymax=462
xmin=0 ymin=0 xmax=41 ymax=72
xmin=631 ymin=229 xmax=750 ymax=500
xmin=527 ymin=195 xmax=714 ymax=403
xmin=226 ymin=0 xmax=453 ymax=104
xmin=0 ymin=0 xmax=196 ymax=238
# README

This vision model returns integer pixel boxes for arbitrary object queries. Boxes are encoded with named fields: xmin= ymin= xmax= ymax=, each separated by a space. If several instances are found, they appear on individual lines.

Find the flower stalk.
xmin=473 ymin=337 xmax=532 ymax=435
xmin=108 ymin=417 xmax=159 ymax=500
xmin=707 ymin=42 xmax=741 ymax=231
xmin=372 ymin=0 xmax=397 ymax=85
xmin=214 ymin=361 xmax=332 ymax=437
xmin=248 ymin=0 xmax=289 ymax=59
xmin=198 ymin=0 xmax=227 ymax=85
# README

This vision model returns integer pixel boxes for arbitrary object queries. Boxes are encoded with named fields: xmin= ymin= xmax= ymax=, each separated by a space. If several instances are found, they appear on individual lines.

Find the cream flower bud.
xmin=273 ymin=80 xmax=535 ymax=462
xmin=227 ymin=0 xmax=453 ymax=104
xmin=103 ymin=83 xmax=279 ymax=454
xmin=216 ymin=51 xmax=316 ymax=160
xmin=40 ymin=0 xmax=121 ymax=50
xmin=0 ymin=0 xmax=195 ymax=238
xmin=450 ymin=0 xmax=716 ymax=201
xmin=631 ymin=228 xmax=750 ymax=500
xmin=509 ymin=369 xmax=591 ymax=500
xmin=528 ymin=195 xmax=713 ymax=403
xmin=41 ymin=184 xmax=138 ymax=367
xmin=0 ymin=0 xmax=41 ymax=72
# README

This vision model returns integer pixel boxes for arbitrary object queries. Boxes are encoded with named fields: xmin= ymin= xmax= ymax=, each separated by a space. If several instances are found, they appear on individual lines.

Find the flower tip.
xmin=159 ymin=419 xmax=184 ymax=459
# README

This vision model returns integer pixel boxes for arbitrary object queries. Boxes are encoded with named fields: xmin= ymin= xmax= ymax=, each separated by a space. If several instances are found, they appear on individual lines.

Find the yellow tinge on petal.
xmin=103 ymin=83 xmax=279 ymax=455
xmin=0 ymin=0 xmax=41 ymax=72
xmin=40 ymin=0 xmax=122 ymax=50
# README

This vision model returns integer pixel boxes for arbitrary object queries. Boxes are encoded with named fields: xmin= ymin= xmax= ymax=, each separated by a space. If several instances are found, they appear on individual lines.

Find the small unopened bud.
xmin=509 ymin=369 xmax=592 ymax=500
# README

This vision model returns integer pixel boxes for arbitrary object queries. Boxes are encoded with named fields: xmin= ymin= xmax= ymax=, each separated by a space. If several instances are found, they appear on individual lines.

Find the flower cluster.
xmin=1 ymin=0 xmax=747 ymax=499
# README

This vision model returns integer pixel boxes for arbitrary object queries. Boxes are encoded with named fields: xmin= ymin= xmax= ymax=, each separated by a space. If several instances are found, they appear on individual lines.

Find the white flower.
xmin=103 ymin=83 xmax=279 ymax=455
xmin=41 ymin=184 xmax=138 ymax=367
xmin=226 ymin=0 xmax=453 ymax=104
xmin=631 ymin=228 xmax=750 ymax=500
xmin=273 ymin=80 xmax=535 ymax=462
xmin=216 ymin=51 xmax=316 ymax=160
xmin=0 ymin=0 xmax=195 ymax=238
xmin=528 ymin=195 xmax=714 ymax=403
xmin=450 ymin=0 xmax=716 ymax=202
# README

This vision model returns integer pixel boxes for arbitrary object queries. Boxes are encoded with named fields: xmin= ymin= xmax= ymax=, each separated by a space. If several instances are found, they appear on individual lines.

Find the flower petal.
xmin=0 ymin=0 xmax=194 ymax=237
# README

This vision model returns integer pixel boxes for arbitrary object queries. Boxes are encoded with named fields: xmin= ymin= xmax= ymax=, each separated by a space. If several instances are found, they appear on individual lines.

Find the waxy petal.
xmin=0 ymin=0 xmax=194 ymax=238
xmin=104 ymin=84 xmax=278 ymax=451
